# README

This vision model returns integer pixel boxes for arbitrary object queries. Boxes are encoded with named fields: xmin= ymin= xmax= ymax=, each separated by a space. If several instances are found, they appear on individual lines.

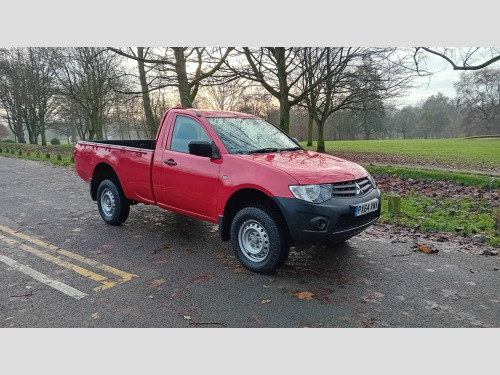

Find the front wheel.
xmin=230 ymin=206 xmax=290 ymax=274
xmin=97 ymin=179 xmax=130 ymax=226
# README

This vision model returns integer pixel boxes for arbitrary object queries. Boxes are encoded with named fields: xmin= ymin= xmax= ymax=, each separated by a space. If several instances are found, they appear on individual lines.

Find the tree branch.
xmin=421 ymin=47 xmax=500 ymax=71
xmin=107 ymin=47 xmax=176 ymax=66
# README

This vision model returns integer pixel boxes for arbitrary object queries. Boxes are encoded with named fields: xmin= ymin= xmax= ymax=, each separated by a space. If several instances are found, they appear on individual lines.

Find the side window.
xmin=170 ymin=115 xmax=211 ymax=153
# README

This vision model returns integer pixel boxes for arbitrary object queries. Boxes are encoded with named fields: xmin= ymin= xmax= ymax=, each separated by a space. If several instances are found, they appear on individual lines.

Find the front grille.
xmin=331 ymin=177 xmax=373 ymax=197
xmin=333 ymin=210 xmax=380 ymax=233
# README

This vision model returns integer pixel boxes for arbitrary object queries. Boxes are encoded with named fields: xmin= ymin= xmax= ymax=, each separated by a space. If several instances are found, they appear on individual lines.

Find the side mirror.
xmin=292 ymin=137 xmax=300 ymax=146
xmin=188 ymin=141 xmax=219 ymax=159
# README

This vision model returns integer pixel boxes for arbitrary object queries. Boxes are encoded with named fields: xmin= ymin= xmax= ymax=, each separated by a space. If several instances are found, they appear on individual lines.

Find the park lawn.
xmin=302 ymin=138 xmax=500 ymax=166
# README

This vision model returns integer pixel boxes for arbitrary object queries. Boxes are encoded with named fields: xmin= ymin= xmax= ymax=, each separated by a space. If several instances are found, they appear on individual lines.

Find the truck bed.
xmin=90 ymin=139 xmax=156 ymax=150
xmin=74 ymin=140 xmax=157 ymax=205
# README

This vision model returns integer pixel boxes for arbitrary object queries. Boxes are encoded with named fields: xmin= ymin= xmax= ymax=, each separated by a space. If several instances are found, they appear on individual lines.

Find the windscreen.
xmin=206 ymin=117 xmax=301 ymax=154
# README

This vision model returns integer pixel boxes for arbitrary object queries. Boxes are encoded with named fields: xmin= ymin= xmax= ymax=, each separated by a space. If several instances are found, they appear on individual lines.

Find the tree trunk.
xmin=137 ymin=47 xmax=158 ymax=138
xmin=307 ymin=110 xmax=314 ymax=146
xmin=173 ymin=48 xmax=192 ymax=108
xmin=363 ymin=110 xmax=370 ymax=140
xmin=26 ymin=123 xmax=35 ymax=144
xmin=279 ymin=97 xmax=291 ymax=134
xmin=40 ymin=119 xmax=46 ymax=146
xmin=316 ymin=120 xmax=326 ymax=153
xmin=16 ymin=125 xmax=25 ymax=143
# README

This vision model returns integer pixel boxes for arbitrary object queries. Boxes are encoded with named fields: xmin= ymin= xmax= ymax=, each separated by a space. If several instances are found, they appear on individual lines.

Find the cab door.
xmin=159 ymin=114 xmax=221 ymax=222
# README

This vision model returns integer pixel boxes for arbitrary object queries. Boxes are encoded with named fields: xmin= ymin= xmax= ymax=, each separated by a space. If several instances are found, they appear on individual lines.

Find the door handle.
xmin=164 ymin=159 xmax=177 ymax=166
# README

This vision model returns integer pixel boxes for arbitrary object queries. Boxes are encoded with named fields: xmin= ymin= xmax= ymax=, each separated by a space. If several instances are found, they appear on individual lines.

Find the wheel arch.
xmin=219 ymin=188 xmax=291 ymax=245
xmin=90 ymin=162 xmax=122 ymax=201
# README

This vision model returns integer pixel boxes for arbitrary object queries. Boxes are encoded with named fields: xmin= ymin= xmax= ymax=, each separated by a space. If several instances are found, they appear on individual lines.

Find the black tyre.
xmin=230 ymin=206 xmax=290 ymax=274
xmin=97 ymin=179 xmax=130 ymax=226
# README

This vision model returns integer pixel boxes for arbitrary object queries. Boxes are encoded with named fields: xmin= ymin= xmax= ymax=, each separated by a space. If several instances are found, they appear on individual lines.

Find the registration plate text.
xmin=353 ymin=199 xmax=379 ymax=217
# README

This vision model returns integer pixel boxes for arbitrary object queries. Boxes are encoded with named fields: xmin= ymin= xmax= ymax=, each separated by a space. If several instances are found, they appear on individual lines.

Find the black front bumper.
xmin=273 ymin=188 xmax=381 ymax=246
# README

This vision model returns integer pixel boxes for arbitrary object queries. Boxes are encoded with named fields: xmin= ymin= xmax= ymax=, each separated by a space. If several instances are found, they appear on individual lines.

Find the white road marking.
xmin=0 ymin=254 xmax=88 ymax=300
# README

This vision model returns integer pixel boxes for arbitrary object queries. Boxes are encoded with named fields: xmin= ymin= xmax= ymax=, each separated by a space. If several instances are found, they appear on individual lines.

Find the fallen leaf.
xmin=417 ymin=244 xmax=439 ymax=254
xmin=147 ymin=279 xmax=165 ymax=288
xmin=183 ymin=316 xmax=192 ymax=320
xmin=91 ymin=313 xmax=99 ymax=320
xmin=261 ymin=299 xmax=272 ymax=304
xmin=294 ymin=292 xmax=314 ymax=300
xmin=192 ymin=273 xmax=213 ymax=283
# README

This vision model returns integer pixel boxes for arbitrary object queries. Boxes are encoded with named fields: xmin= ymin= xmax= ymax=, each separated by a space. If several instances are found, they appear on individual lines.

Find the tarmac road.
xmin=1 ymin=156 xmax=499 ymax=328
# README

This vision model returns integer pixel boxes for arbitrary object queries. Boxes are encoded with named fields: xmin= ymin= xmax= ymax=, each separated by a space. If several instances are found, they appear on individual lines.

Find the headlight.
xmin=289 ymin=184 xmax=332 ymax=203
xmin=367 ymin=174 xmax=377 ymax=189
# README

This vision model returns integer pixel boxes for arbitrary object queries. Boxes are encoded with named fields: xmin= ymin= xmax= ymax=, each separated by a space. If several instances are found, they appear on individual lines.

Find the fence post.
xmin=387 ymin=194 xmax=402 ymax=214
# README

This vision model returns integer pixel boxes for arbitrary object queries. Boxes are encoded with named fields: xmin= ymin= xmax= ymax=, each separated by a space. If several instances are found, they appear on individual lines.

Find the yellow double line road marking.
xmin=0 ymin=225 xmax=138 ymax=293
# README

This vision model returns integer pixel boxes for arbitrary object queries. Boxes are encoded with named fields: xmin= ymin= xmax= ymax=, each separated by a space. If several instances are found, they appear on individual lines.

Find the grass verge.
xmin=0 ymin=144 xmax=74 ymax=167
xmin=379 ymin=192 xmax=499 ymax=246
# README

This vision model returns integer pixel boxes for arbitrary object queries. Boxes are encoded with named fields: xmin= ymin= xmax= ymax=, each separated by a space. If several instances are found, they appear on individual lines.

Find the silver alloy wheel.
xmin=101 ymin=188 xmax=116 ymax=218
xmin=238 ymin=219 xmax=270 ymax=263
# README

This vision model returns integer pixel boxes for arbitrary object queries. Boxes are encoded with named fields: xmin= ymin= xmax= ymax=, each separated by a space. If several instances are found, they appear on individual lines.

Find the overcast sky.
xmin=402 ymin=54 xmax=464 ymax=106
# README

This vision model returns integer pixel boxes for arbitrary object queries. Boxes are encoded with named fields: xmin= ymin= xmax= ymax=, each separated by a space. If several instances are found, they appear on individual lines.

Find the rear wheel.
xmin=231 ymin=206 xmax=290 ymax=274
xmin=97 ymin=179 xmax=130 ymax=226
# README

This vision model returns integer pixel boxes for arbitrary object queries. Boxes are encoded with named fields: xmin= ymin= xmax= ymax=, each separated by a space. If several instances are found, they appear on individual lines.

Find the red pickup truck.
xmin=74 ymin=108 xmax=380 ymax=273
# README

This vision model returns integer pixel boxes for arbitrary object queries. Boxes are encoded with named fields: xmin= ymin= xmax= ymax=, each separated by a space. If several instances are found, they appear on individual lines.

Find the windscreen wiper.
xmin=247 ymin=148 xmax=281 ymax=154
xmin=247 ymin=146 xmax=305 ymax=154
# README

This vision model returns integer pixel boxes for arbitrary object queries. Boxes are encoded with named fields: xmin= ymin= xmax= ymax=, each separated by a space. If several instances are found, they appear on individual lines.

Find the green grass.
xmin=366 ymin=165 xmax=500 ymax=189
xmin=0 ymin=141 xmax=75 ymax=152
xmin=304 ymin=138 xmax=500 ymax=161
xmin=0 ymin=143 xmax=74 ymax=166
xmin=380 ymin=192 xmax=500 ymax=246
xmin=301 ymin=138 xmax=500 ymax=168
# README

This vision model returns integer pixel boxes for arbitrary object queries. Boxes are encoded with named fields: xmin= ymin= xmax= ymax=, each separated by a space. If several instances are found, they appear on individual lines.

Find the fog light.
xmin=309 ymin=217 xmax=328 ymax=231
xmin=317 ymin=218 xmax=327 ymax=230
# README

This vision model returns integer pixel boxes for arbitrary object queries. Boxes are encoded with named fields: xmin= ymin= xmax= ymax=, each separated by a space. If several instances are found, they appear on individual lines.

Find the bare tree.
xmin=455 ymin=68 xmax=500 ymax=135
xmin=23 ymin=48 xmax=59 ymax=145
xmin=108 ymin=47 xmax=235 ymax=109
xmin=228 ymin=47 xmax=331 ymax=134
xmin=0 ymin=49 xmax=25 ymax=143
xmin=53 ymin=48 xmax=123 ymax=140
xmin=309 ymin=48 xmax=422 ymax=150
xmin=418 ymin=93 xmax=454 ymax=138
xmin=197 ymin=78 xmax=250 ymax=111
xmin=394 ymin=105 xmax=419 ymax=139
xmin=0 ymin=48 xmax=58 ymax=145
